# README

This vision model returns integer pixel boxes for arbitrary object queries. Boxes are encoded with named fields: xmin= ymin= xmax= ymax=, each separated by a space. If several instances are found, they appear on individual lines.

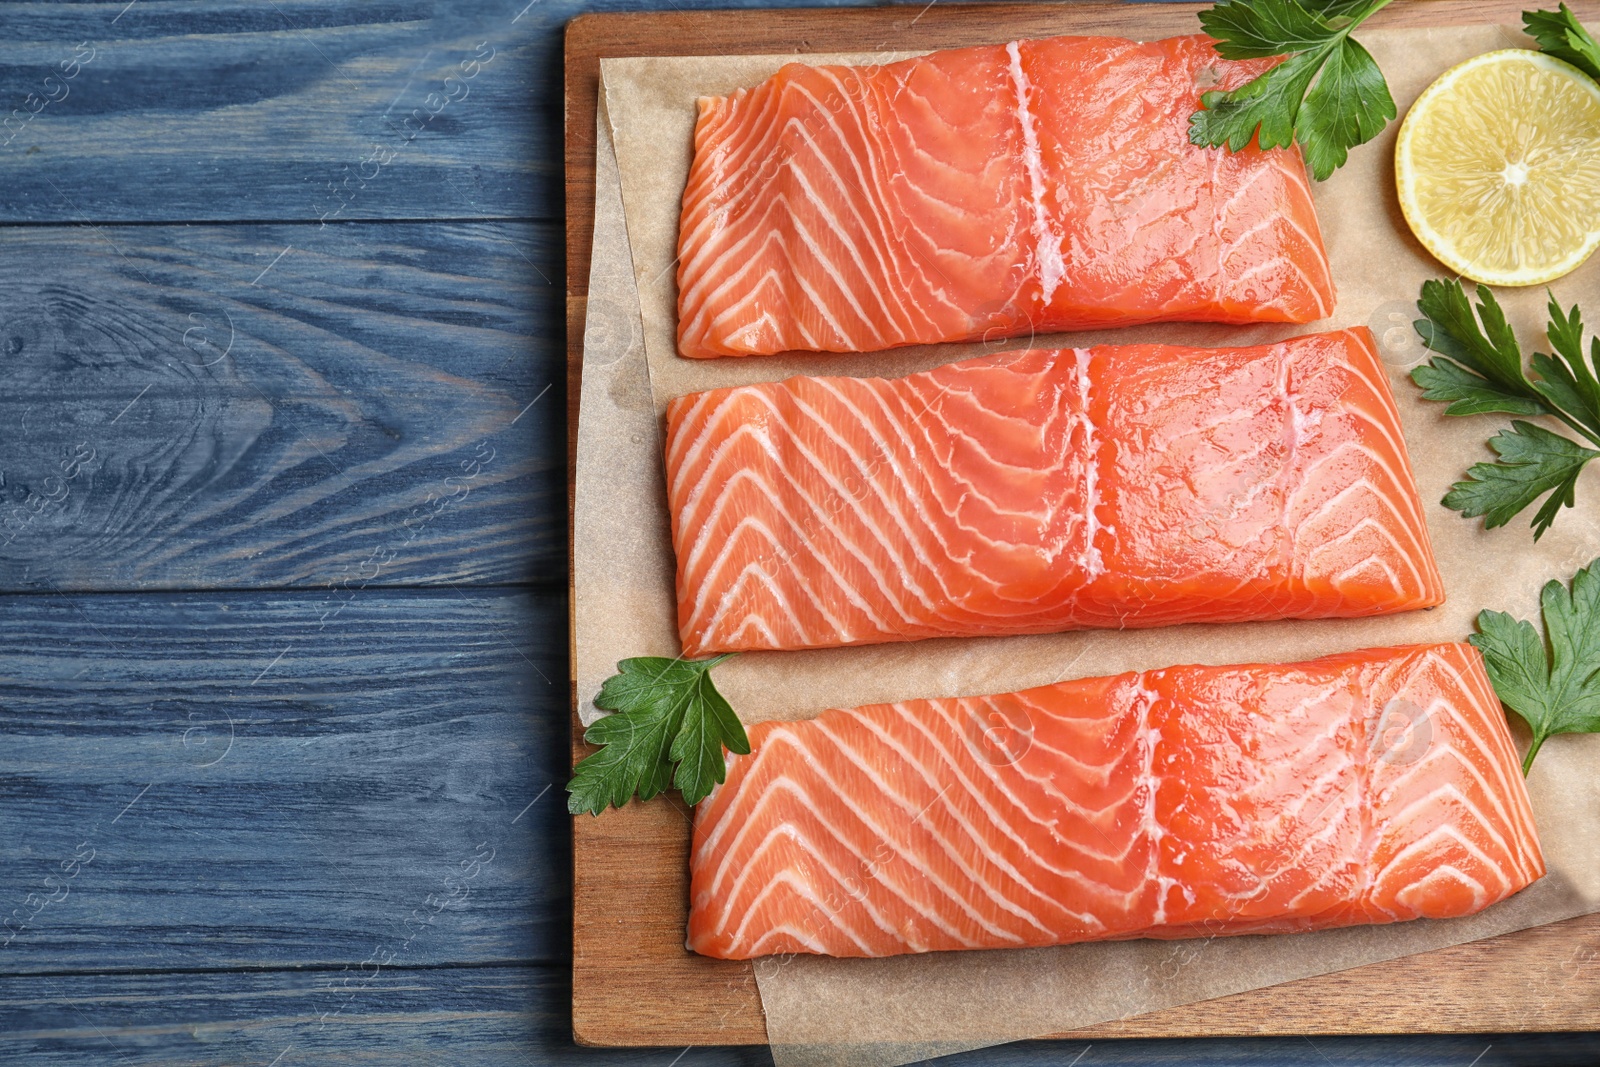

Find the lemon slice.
xmin=1396 ymin=49 xmax=1600 ymax=287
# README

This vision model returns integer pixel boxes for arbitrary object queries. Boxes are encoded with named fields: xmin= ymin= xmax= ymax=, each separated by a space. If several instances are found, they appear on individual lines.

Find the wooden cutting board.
xmin=565 ymin=1 xmax=1600 ymax=1047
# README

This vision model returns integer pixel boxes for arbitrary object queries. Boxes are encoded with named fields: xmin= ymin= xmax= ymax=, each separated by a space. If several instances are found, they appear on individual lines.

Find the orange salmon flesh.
xmin=665 ymin=328 xmax=1444 ymax=656
xmin=687 ymin=643 xmax=1544 ymax=958
xmin=676 ymin=34 xmax=1334 ymax=359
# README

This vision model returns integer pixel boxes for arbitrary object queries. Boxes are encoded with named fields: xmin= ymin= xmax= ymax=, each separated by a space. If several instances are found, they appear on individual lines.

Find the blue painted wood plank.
xmin=0 ymin=965 xmax=773 ymax=1066
xmin=0 ymin=962 xmax=1595 ymax=1066
xmin=0 ymin=587 xmax=567 ymax=971
xmin=0 ymin=0 xmax=549 ymax=223
xmin=0 ymin=0 xmax=897 ymax=224
xmin=0 ymin=221 xmax=561 ymax=590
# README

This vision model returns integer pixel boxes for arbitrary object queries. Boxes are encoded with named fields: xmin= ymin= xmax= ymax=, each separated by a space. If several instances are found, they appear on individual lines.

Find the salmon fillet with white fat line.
xmin=664 ymin=327 xmax=1444 ymax=657
xmin=676 ymin=33 xmax=1335 ymax=359
xmin=687 ymin=642 xmax=1544 ymax=958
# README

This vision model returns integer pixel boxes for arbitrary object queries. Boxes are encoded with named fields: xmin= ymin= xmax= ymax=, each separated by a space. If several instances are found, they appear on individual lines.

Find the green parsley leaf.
xmin=1470 ymin=557 xmax=1600 ymax=773
xmin=1295 ymin=34 xmax=1394 ymax=179
xmin=1199 ymin=0 xmax=1332 ymax=60
xmin=566 ymin=654 xmax=749 ymax=815
xmin=1410 ymin=278 xmax=1600 ymax=539
xmin=1441 ymin=421 xmax=1598 ymax=538
xmin=1193 ymin=49 xmax=1324 ymax=154
xmin=1413 ymin=279 xmax=1544 ymax=408
xmin=1410 ymin=357 xmax=1547 ymax=418
xmin=1190 ymin=0 xmax=1397 ymax=181
xmin=1531 ymin=295 xmax=1600 ymax=440
xmin=1524 ymin=4 xmax=1600 ymax=83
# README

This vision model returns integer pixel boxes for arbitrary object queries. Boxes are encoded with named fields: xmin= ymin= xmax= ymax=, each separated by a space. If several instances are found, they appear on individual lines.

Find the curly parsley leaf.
xmin=1190 ymin=0 xmax=1397 ymax=180
xmin=1470 ymin=557 xmax=1600 ymax=773
xmin=1524 ymin=4 xmax=1600 ymax=83
xmin=567 ymin=654 xmax=748 ymax=815
xmin=1411 ymin=279 xmax=1600 ymax=539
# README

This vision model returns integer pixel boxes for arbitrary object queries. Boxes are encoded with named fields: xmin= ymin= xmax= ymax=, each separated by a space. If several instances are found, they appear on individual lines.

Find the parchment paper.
xmin=575 ymin=22 xmax=1600 ymax=1066
xmin=573 ymin=90 xmax=678 ymax=724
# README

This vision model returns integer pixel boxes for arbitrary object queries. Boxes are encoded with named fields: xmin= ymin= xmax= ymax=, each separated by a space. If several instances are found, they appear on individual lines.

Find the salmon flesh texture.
xmin=665 ymin=327 xmax=1445 ymax=656
xmin=687 ymin=642 xmax=1545 ymax=958
xmin=676 ymin=34 xmax=1335 ymax=359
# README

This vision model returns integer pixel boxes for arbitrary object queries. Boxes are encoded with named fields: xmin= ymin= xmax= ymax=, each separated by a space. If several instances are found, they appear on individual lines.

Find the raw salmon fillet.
xmin=688 ymin=642 xmax=1544 ymax=958
xmin=676 ymin=34 xmax=1334 ymax=359
xmin=665 ymin=327 xmax=1444 ymax=656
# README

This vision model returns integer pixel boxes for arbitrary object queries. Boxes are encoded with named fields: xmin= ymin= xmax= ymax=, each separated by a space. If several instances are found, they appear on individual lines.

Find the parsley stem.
xmin=1522 ymin=735 xmax=1543 ymax=776
xmin=1326 ymin=0 xmax=1394 ymax=41
xmin=1339 ymin=0 xmax=1393 ymax=31
xmin=1518 ymin=394 xmax=1600 ymax=450
xmin=1553 ymin=412 xmax=1600 ymax=450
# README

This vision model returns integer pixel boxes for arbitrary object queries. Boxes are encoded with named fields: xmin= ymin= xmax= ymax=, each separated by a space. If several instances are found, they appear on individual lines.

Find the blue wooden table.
xmin=0 ymin=2 xmax=1595 ymax=1063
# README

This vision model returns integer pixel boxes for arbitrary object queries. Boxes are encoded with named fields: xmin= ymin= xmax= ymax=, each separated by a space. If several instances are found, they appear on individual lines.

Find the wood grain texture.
xmin=0 ymin=524 xmax=790 ymax=1064
xmin=0 ymin=1 xmax=547 ymax=223
xmin=0 ymin=964 xmax=781 ymax=1067
xmin=565 ymin=0 xmax=1600 ymax=1048
xmin=0 ymin=221 xmax=560 ymax=591
xmin=0 ymin=587 xmax=566 ymax=971
xmin=0 ymin=0 xmax=883 ymax=225
xmin=11 ymin=964 xmax=1596 ymax=1067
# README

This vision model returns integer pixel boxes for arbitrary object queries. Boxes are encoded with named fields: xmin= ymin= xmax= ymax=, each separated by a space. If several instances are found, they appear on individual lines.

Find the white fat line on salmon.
xmin=1132 ymin=679 xmax=1174 ymax=927
xmin=1006 ymin=41 xmax=1066 ymax=306
xmin=1277 ymin=352 xmax=1302 ymax=573
xmin=1383 ymin=761 xmax=1525 ymax=878
xmin=1370 ymin=823 xmax=1500 ymax=901
xmin=1303 ymin=488 xmax=1426 ymax=595
xmin=1277 ymin=349 xmax=1321 ymax=573
xmin=1414 ymin=654 xmax=1541 ymax=865
xmin=1075 ymin=349 xmax=1106 ymax=579
xmin=714 ymin=772 xmax=1014 ymax=946
xmin=807 ymin=715 xmax=1061 ymax=934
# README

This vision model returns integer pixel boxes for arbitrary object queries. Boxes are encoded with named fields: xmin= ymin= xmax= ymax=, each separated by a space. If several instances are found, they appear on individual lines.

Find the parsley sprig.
xmin=567 ymin=654 xmax=749 ymax=815
xmin=1189 ymin=0 xmax=1398 ymax=181
xmin=1471 ymin=557 xmax=1600 ymax=774
xmin=1411 ymin=279 xmax=1600 ymax=540
xmin=1189 ymin=4 xmax=1600 ymax=180
xmin=1524 ymin=3 xmax=1600 ymax=83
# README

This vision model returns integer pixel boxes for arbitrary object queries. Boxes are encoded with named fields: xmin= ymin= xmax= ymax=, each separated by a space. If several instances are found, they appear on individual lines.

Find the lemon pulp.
xmin=1396 ymin=49 xmax=1600 ymax=287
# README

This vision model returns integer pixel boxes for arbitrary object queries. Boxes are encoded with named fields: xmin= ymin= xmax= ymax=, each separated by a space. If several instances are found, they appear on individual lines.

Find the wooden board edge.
xmin=564 ymin=8 xmax=772 ymax=1047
